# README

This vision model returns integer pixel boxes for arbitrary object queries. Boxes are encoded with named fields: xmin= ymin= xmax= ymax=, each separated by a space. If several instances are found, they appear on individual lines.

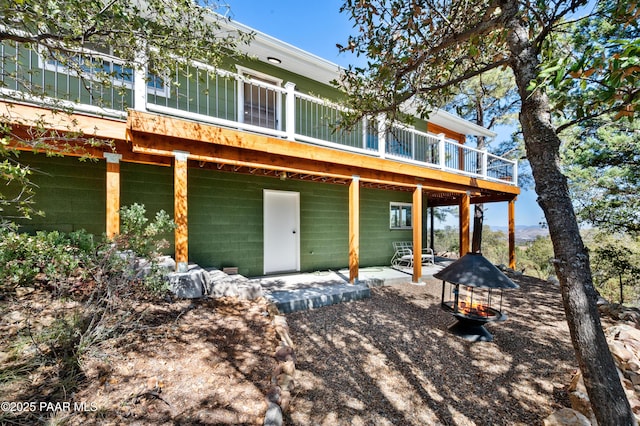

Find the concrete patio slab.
xmin=253 ymin=262 xmax=452 ymax=314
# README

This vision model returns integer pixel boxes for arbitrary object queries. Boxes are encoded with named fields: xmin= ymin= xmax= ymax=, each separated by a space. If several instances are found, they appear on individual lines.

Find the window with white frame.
xmin=390 ymin=202 xmax=412 ymax=229
xmin=38 ymin=48 xmax=169 ymax=97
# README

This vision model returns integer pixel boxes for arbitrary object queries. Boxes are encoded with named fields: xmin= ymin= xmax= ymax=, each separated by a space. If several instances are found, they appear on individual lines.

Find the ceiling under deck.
xmin=194 ymin=161 xmax=515 ymax=207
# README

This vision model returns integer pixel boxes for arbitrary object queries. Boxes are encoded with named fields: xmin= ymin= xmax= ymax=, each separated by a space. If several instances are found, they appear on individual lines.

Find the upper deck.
xmin=0 ymin=40 xmax=518 ymax=191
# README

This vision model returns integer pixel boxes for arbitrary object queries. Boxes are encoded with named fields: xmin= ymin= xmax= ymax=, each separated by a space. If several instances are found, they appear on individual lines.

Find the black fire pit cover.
xmin=433 ymin=253 xmax=519 ymax=289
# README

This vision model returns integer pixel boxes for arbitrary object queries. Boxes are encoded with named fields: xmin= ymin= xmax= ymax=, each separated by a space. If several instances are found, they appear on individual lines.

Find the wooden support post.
xmin=104 ymin=153 xmax=122 ymax=239
xmin=459 ymin=192 xmax=471 ymax=257
xmin=349 ymin=176 xmax=360 ymax=283
xmin=413 ymin=184 xmax=423 ymax=283
xmin=509 ymin=198 xmax=516 ymax=269
xmin=174 ymin=151 xmax=189 ymax=272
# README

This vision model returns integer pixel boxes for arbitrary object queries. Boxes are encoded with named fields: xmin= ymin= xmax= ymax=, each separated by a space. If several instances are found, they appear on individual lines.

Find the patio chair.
xmin=391 ymin=241 xmax=435 ymax=269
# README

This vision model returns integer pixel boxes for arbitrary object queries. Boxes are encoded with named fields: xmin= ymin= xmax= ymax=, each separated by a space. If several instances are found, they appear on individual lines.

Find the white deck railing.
xmin=0 ymin=41 xmax=518 ymax=185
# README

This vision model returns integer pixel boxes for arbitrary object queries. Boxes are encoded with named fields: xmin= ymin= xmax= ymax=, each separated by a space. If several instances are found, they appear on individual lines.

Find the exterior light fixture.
xmin=267 ymin=56 xmax=282 ymax=64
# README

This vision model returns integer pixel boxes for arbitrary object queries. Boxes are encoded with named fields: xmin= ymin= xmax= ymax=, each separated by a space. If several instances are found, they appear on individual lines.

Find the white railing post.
xmin=133 ymin=41 xmax=148 ymax=112
xmin=512 ymin=160 xmax=519 ymax=186
xmin=377 ymin=114 xmax=386 ymax=158
xmin=411 ymin=131 xmax=416 ymax=160
xmin=361 ymin=116 xmax=368 ymax=149
xmin=481 ymin=149 xmax=488 ymax=178
xmin=285 ymin=82 xmax=296 ymax=140
xmin=438 ymin=133 xmax=446 ymax=169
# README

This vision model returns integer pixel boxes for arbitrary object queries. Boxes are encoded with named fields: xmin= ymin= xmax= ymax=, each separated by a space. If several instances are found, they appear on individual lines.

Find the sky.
xmin=222 ymin=0 xmax=547 ymax=228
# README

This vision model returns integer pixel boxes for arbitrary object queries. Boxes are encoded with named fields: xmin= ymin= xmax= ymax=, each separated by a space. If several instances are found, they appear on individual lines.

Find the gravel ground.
xmin=286 ymin=273 xmax=576 ymax=426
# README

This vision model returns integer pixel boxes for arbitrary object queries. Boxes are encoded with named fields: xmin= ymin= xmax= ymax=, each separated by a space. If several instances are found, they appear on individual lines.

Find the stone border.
xmin=264 ymin=302 xmax=296 ymax=426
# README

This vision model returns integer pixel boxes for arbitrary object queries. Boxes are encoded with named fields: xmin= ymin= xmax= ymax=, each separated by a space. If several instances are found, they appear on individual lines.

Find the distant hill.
xmin=489 ymin=225 xmax=549 ymax=243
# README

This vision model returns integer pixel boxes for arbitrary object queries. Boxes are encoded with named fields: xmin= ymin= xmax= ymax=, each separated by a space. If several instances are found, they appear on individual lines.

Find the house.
xmin=0 ymin=16 xmax=519 ymax=283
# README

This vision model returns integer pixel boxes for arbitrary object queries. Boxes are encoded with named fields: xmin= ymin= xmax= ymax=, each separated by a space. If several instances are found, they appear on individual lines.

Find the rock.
xmin=273 ymin=315 xmax=288 ymax=327
xmin=568 ymin=371 xmax=596 ymax=424
xmin=264 ymin=402 xmax=283 ymax=426
xmin=204 ymin=270 xmax=263 ymax=300
xmin=208 ymin=280 xmax=239 ymax=298
xmin=543 ymin=408 xmax=591 ymax=426
xmin=15 ymin=287 xmax=35 ymax=297
xmin=279 ymin=390 xmax=291 ymax=411
xmin=274 ymin=346 xmax=295 ymax=363
xmin=236 ymin=282 xmax=263 ymax=300
xmin=547 ymin=275 xmax=560 ymax=285
xmin=168 ymin=266 xmax=207 ymax=298
xmin=276 ymin=373 xmax=295 ymax=391
xmin=281 ymin=360 xmax=295 ymax=376
xmin=610 ymin=340 xmax=635 ymax=364
xmin=265 ymin=386 xmax=281 ymax=404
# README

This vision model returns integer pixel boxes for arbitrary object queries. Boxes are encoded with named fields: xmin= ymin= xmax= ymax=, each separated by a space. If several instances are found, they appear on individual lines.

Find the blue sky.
xmin=223 ymin=1 xmax=546 ymax=228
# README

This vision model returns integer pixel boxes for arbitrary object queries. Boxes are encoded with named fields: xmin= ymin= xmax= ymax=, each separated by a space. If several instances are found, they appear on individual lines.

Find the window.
xmin=237 ymin=66 xmax=282 ymax=131
xmin=39 ymin=48 xmax=169 ymax=97
xmin=390 ymin=202 xmax=412 ymax=229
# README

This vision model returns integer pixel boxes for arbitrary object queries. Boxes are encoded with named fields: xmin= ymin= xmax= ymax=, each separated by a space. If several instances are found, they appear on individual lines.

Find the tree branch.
xmin=416 ymin=58 xmax=510 ymax=93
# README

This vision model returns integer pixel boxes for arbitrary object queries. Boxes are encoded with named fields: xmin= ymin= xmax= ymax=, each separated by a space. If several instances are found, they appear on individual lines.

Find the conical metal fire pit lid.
xmin=433 ymin=252 xmax=519 ymax=289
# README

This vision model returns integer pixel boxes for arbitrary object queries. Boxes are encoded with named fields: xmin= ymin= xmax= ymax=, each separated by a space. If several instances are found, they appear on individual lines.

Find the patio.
xmin=253 ymin=258 xmax=455 ymax=313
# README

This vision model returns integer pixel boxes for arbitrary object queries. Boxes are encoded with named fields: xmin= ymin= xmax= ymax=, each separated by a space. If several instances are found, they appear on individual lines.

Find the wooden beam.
xmin=128 ymin=111 xmax=520 ymax=196
xmin=349 ymin=176 xmax=360 ymax=283
xmin=413 ymin=185 xmax=423 ymax=282
xmin=509 ymin=198 xmax=516 ymax=269
xmin=0 ymin=101 xmax=128 ymax=141
xmin=104 ymin=153 xmax=122 ymax=238
xmin=459 ymin=193 xmax=471 ymax=257
xmin=131 ymin=143 xmax=484 ymax=197
xmin=174 ymin=151 xmax=189 ymax=271
xmin=470 ymin=193 xmax=519 ymax=204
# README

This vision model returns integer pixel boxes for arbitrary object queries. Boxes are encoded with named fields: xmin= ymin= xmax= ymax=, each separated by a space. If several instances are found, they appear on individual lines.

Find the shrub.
xmin=0 ymin=229 xmax=94 ymax=290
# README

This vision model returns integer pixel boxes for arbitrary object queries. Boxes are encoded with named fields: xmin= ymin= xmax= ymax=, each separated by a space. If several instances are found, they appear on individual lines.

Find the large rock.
xmin=543 ymin=408 xmax=591 ymax=426
xmin=168 ymin=265 xmax=210 ymax=298
xmin=263 ymin=402 xmax=283 ymax=426
xmin=167 ymin=265 xmax=263 ymax=300
xmin=567 ymin=313 xmax=640 ymax=425
xmin=204 ymin=269 xmax=263 ymax=300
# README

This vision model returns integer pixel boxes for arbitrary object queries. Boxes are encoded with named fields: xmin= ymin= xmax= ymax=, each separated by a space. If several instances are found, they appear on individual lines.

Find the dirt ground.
xmin=0 ymin=295 xmax=277 ymax=425
xmin=1 ymin=272 xmax=576 ymax=426
xmin=285 ymin=274 xmax=576 ymax=426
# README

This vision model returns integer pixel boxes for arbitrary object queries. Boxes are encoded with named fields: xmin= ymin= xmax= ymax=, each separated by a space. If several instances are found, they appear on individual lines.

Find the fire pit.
xmin=434 ymin=252 xmax=519 ymax=342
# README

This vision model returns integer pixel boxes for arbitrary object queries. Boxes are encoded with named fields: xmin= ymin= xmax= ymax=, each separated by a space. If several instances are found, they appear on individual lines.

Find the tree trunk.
xmin=471 ymin=204 xmax=483 ymax=253
xmin=502 ymin=1 xmax=635 ymax=424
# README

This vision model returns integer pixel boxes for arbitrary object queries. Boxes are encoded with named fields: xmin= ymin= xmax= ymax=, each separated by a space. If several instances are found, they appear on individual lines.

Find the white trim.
xmin=0 ymin=88 xmax=127 ymax=119
xmin=36 ymin=46 xmax=170 ymax=98
xmin=390 ymin=202 xmax=413 ymax=230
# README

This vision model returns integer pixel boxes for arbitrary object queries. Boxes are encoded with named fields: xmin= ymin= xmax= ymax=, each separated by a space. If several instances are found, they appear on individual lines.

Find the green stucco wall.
xmin=12 ymin=154 xmax=416 ymax=277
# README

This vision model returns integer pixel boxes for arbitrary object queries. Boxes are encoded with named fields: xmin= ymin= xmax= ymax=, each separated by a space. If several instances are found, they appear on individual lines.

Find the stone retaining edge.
xmin=264 ymin=302 xmax=296 ymax=426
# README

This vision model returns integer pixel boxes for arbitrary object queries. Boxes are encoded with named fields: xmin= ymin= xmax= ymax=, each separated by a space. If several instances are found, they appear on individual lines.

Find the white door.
xmin=264 ymin=190 xmax=300 ymax=274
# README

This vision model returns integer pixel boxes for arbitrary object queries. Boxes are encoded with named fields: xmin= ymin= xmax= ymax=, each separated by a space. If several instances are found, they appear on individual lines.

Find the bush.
xmin=0 ymin=229 xmax=94 ymax=290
